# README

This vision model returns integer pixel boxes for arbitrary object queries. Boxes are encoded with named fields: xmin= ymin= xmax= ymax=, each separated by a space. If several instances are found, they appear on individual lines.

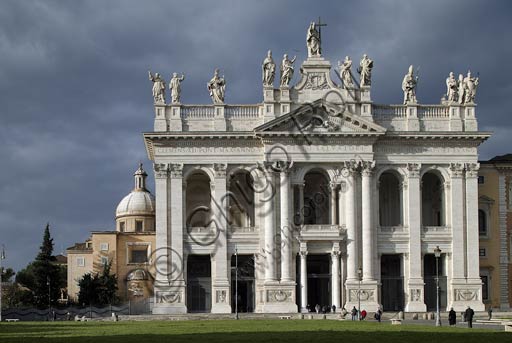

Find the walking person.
xmin=374 ymin=308 xmax=382 ymax=322
xmin=351 ymin=306 xmax=358 ymax=321
xmin=448 ymin=307 xmax=456 ymax=326
xmin=488 ymin=306 xmax=493 ymax=320
xmin=465 ymin=306 xmax=475 ymax=328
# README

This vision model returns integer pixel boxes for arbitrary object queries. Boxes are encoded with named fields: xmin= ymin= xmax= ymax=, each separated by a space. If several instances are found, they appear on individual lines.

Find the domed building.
xmin=66 ymin=164 xmax=156 ymax=302
xmin=115 ymin=164 xmax=155 ymax=233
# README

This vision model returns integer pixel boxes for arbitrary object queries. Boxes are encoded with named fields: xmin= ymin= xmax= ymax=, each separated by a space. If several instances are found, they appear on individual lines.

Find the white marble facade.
xmin=144 ymin=31 xmax=488 ymax=314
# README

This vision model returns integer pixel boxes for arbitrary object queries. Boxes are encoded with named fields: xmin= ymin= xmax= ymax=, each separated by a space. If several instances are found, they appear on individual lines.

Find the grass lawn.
xmin=0 ymin=319 xmax=509 ymax=343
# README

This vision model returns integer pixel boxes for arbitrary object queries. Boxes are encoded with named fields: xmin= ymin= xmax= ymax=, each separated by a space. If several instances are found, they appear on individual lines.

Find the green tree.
xmin=0 ymin=267 xmax=15 ymax=282
xmin=77 ymin=261 xmax=118 ymax=306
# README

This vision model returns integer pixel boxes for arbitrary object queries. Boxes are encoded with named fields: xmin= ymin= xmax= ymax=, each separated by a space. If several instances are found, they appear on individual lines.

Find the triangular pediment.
xmin=254 ymin=99 xmax=386 ymax=135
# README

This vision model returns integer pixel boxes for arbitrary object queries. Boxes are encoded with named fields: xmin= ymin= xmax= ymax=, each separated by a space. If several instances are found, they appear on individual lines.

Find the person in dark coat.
xmin=448 ymin=307 xmax=457 ymax=326
xmin=464 ymin=306 xmax=475 ymax=328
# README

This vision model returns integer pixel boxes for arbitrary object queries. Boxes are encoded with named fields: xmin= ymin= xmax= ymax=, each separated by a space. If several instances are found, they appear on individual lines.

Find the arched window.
xmin=379 ymin=172 xmax=402 ymax=227
xmin=303 ymin=170 xmax=330 ymax=225
xmin=421 ymin=172 xmax=445 ymax=226
xmin=185 ymin=171 xmax=212 ymax=228
xmin=228 ymin=170 xmax=255 ymax=228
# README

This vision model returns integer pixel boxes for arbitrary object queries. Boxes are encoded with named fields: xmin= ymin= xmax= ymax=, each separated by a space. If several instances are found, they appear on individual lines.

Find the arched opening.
xmin=303 ymin=170 xmax=330 ymax=225
xmin=228 ymin=170 xmax=255 ymax=229
xmin=421 ymin=172 xmax=445 ymax=226
xmin=379 ymin=171 xmax=402 ymax=227
xmin=185 ymin=171 xmax=212 ymax=228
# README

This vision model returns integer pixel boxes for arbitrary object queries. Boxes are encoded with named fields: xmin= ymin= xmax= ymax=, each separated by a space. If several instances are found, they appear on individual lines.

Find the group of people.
xmin=448 ymin=306 xmax=476 ymax=328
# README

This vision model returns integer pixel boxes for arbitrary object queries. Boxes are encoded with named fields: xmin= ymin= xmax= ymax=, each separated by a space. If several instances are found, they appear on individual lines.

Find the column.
xmin=331 ymin=250 xmax=341 ymax=309
xmin=264 ymin=169 xmax=277 ymax=282
xmin=330 ymin=182 xmax=337 ymax=225
xmin=450 ymin=163 xmax=465 ymax=281
xmin=297 ymin=183 xmax=305 ymax=226
xmin=345 ymin=162 xmax=358 ymax=281
xmin=170 ymin=164 xmax=186 ymax=289
xmin=337 ymin=183 xmax=345 ymax=226
xmin=464 ymin=163 xmax=486 ymax=311
xmin=361 ymin=161 xmax=375 ymax=281
xmin=405 ymin=163 xmax=426 ymax=312
xmin=154 ymin=164 xmax=169 ymax=282
xmin=153 ymin=163 xmax=187 ymax=314
xmin=211 ymin=163 xmax=231 ymax=313
xmin=300 ymin=250 xmax=308 ymax=312
xmin=280 ymin=169 xmax=293 ymax=282
xmin=465 ymin=163 xmax=480 ymax=281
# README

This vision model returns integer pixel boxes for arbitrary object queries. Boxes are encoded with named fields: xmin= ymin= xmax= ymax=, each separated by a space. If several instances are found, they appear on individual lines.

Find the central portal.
xmin=187 ymin=255 xmax=212 ymax=313
xmin=305 ymin=254 xmax=331 ymax=311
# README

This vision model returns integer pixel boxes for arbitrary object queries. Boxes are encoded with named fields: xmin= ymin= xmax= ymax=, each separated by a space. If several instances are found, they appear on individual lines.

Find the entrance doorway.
xmin=424 ymin=254 xmax=447 ymax=311
xmin=303 ymin=254 xmax=331 ymax=311
xmin=187 ymin=255 xmax=211 ymax=313
xmin=231 ymin=255 xmax=255 ymax=313
xmin=380 ymin=254 xmax=404 ymax=311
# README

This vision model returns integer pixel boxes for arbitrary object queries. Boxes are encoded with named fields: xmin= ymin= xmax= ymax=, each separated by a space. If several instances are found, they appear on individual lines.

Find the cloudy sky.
xmin=1 ymin=0 xmax=511 ymax=271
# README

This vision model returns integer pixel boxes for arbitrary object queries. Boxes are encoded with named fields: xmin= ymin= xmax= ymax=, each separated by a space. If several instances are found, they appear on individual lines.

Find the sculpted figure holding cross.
xmin=307 ymin=22 xmax=320 ymax=57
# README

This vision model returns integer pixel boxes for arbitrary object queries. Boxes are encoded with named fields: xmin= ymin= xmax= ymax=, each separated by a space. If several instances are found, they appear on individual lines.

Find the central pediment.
xmin=254 ymin=99 xmax=386 ymax=136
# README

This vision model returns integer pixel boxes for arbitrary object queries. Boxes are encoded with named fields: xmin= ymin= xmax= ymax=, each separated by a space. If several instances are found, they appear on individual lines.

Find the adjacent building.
xmin=478 ymin=154 xmax=512 ymax=310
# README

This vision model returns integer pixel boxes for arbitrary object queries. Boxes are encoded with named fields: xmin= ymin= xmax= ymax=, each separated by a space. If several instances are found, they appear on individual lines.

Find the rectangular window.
xmin=100 ymin=243 xmax=109 ymax=251
xmin=77 ymin=257 xmax=85 ymax=267
xmin=119 ymin=222 xmax=125 ymax=232
xmin=130 ymin=250 xmax=148 ymax=264
xmin=481 ymin=275 xmax=489 ymax=301
xmin=135 ymin=220 xmax=143 ymax=232
xmin=478 ymin=176 xmax=485 ymax=184
xmin=479 ymin=248 xmax=486 ymax=257
xmin=101 ymin=256 xmax=109 ymax=266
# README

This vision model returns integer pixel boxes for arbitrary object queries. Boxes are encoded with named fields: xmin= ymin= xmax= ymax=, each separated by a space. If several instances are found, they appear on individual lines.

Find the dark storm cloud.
xmin=0 ymin=0 xmax=511 ymax=270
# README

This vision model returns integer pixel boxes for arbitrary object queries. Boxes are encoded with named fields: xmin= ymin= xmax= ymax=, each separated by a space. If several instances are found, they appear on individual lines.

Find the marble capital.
xmin=154 ymin=163 xmax=168 ymax=178
xmin=407 ymin=163 xmax=421 ymax=178
xmin=169 ymin=163 xmax=183 ymax=178
xmin=449 ymin=162 xmax=465 ymax=178
xmin=465 ymin=162 xmax=480 ymax=178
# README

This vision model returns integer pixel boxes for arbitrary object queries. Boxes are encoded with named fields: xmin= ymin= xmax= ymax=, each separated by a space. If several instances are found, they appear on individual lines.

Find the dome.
xmin=115 ymin=190 xmax=155 ymax=218
xmin=115 ymin=164 xmax=155 ymax=218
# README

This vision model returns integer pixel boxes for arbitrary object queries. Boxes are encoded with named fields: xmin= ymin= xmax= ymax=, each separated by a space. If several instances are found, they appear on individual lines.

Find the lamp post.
xmin=235 ymin=245 xmax=239 ymax=320
xmin=434 ymin=246 xmax=442 ymax=327
xmin=47 ymin=276 xmax=51 ymax=321
xmin=0 ymin=245 xmax=5 ymax=322
xmin=357 ymin=267 xmax=362 ymax=320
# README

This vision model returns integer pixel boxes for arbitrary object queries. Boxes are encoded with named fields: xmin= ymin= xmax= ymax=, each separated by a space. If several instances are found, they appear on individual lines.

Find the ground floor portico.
xmin=150 ymin=159 xmax=485 ymax=314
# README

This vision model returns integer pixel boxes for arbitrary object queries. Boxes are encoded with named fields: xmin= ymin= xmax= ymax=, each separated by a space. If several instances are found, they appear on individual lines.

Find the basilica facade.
xmin=144 ymin=28 xmax=488 ymax=314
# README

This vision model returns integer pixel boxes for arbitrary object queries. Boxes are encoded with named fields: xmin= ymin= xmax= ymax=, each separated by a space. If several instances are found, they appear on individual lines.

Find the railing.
xmin=302 ymin=224 xmax=345 ymax=232
xmin=379 ymin=226 xmax=406 ymax=233
xmin=181 ymin=105 xmax=215 ymax=119
xmin=372 ymin=104 xmax=407 ymax=117
xmin=230 ymin=226 xmax=259 ymax=233
xmin=418 ymin=105 xmax=449 ymax=118
xmin=422 ymin=226 xmax=450 ymax=232
xmin=226 ymin=105 xmax=260 ymax=119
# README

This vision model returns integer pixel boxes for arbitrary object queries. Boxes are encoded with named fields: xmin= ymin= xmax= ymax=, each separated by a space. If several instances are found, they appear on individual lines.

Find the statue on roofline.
xmin=402 ymin=65 xmax=418 ymax=105
xmin=169 ymin=72 xmax=185 ymax=103
xmin=307 ymin=21 xmax=320 ymax=57
xmin=207 ymin=68 xmax=226 ymax=104
xmin=338 ymin=56 xmax=354 ymax=88
xmin=262 ymin=50 xmax=276 ymax=87
xmin=357 ymin=54 xmax=373 ymax=87
xmin=463 ymin=70 xmax=479 ymax=104
xmin=445 ymin=72 xmax=458 ymax=102
xmin=280 ymin=54 xmax=296 ymax=87
xmin=148 ymin=70 xmax=166 ymax=104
